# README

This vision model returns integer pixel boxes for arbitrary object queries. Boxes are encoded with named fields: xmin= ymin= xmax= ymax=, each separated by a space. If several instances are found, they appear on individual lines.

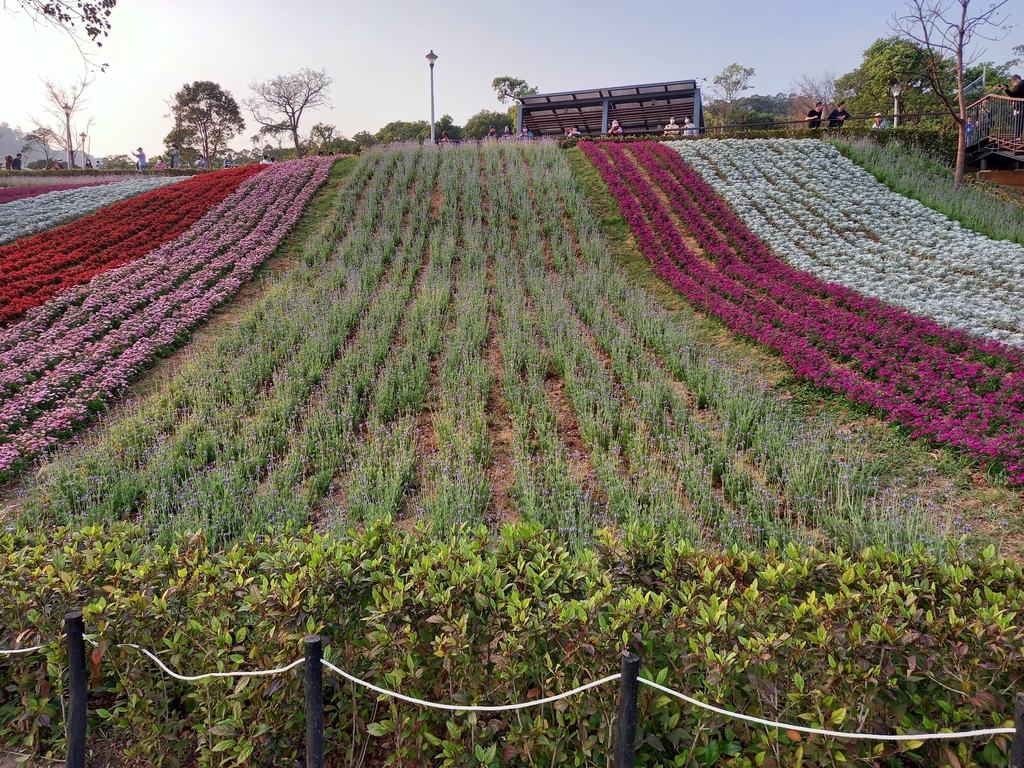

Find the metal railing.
xmin=966 ymin=94 xmax=1024 ymax=152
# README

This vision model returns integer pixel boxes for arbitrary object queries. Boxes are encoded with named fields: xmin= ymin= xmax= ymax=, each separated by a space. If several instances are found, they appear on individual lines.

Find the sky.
xmin=0 ymin=0 xmax=1019 ymax=158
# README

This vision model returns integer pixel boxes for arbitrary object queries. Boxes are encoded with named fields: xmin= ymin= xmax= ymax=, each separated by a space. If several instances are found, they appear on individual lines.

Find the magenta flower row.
xmin=580 ymin=140 xmax=1024 ymax=483
xmin=0 ymin=182 xmax=112 ymax=205
xmin=0 ymin=157 xmax=333 ymax=475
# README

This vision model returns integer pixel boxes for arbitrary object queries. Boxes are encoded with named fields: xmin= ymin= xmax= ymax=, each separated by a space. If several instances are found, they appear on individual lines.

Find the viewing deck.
xmin=966 ymin=94 xmax=1024 ymax=164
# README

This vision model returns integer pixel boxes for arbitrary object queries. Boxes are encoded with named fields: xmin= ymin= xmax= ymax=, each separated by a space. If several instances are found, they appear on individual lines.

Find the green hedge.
xmin=1 ymin=523 xmax=1020 ymax=766
xmin=0 ymin=168 xmax=202 ymax=180
xmin=563 ymin=125 xmax=960 ymax=165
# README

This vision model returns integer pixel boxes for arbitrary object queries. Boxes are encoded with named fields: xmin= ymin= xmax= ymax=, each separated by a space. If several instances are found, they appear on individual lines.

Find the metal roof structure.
xmin=516 ymin=80 xmax=703 ymax=136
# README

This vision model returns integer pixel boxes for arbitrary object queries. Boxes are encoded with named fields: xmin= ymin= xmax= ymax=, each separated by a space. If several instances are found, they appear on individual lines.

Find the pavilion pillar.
xmin=516 ymin=102 xmax=523 ymax=136
xmin=602 ymin=99 xmax=610 ymax=135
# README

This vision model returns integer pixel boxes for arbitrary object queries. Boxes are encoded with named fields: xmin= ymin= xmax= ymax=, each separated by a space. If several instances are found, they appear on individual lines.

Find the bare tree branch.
xmin=890 ymin=0 xmax=1011 ymax=187
xmin=244 ymin=69 xmax=333 ymax=157
xmin=3 ymin=0 xmax=114 ymax=70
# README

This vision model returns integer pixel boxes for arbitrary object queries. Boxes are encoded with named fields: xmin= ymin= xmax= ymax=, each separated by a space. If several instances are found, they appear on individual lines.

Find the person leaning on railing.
xmin=996 ymin=74 xmax=1024 ymax=139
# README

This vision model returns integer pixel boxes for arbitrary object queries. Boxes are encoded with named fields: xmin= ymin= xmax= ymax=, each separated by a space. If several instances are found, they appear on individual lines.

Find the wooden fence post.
xmin=65 ymin=611 xmax=87 ymax=768
xmin=614 ymin=652 xmax=640 ymax=768
xmin=305 ymin=636 xmax=325 ymax=768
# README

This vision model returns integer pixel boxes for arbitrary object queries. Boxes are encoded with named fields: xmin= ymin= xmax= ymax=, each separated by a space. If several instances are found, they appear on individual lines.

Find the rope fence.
xmin=2 ymin=612 xmax=1023 ymax=768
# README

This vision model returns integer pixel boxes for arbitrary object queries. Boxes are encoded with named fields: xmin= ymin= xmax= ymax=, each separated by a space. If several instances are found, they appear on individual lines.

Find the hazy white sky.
xmin=0 ymin=0 xmax=1018 ymax=157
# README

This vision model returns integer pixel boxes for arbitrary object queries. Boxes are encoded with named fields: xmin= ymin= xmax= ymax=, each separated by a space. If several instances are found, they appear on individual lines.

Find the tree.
xmin=7 ymin=0 xmax=114 ymax=67
xmin=21 ymin=131 xmax=56 ymax=163
xmin=26 ymin=77 xmax=93 ymax=168
xmin=373 ymin=121 xmax=430 ymax=144
xmin=891 ymin=0 xmax=1010 ymax=187
xmin=791 ymin=70 xmax=841 ymax=119
xmin=434 ymin=114 xmax=462 ymax=140
xmin=164 ymin=81 xmax=245 ymax=167
xmin=463 ymin=110 xmax=513 ymax=139
xmin=492 ymin=76 xmax=538 ymax=127
xmin=706 ymin=63 xmax=756 ymax=126
xmin=245 ymin=69 xmax=333 ymax=157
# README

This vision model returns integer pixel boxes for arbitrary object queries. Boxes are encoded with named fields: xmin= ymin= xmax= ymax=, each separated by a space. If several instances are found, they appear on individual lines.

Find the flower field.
xmin=2 ymin=141 xmax=1024 ymax=768
xmin=0 ymin=176 xmax=185 ymax=245
xmin=0 ymin=181 xmax=112 ymax=205
xmin=581 ymin=140 xmax=1024 ymax=485
xmin=674 ymin=139 xmax=1024 ymax=346
xmin=0 ymin=165 xmax=264 ymax=325
xmin=16 ymin=142 xmax=957 ymax=555
xmin=0 ymin=158 xmax=329 ymax=476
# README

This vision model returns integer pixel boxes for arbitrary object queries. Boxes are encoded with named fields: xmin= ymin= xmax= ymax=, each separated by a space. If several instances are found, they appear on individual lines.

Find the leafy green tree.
xmin=435 ymin=114 xmax=462 ymax=140
xmin=373 ymin=120 xmax=430 ymax=144
xmin=164 ymin=81 xmax=245 ymax=167
xmin=462 ymin=110 xmax=513 ymax=139
xmin=491 ymin=76 xmax=537 ymax=104
xmin=706 ymin=63 xmax=756 ymax=125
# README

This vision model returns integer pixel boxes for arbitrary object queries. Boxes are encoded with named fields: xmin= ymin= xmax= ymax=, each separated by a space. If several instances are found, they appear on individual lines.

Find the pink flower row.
xmin=0 ymin=157 xmax=333 ymax=476
xmin=581 ymin=140 xmax=1024 ymax=483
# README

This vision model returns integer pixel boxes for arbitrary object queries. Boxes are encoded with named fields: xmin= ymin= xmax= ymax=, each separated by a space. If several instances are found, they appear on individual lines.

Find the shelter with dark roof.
xmin=515 ymin=80 xmax=703 ymax=136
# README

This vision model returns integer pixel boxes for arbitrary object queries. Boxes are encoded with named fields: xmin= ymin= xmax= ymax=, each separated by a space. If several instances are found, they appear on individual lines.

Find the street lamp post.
xmin=889 ymin=83 xmax=903 ymax=129
xmin=79 ymin=132 xmax=87 ymax=169
xmin=62 ymin=103 xmax=74 ymax=169
xmin=426 ymin=50 xmax=438 ymax=144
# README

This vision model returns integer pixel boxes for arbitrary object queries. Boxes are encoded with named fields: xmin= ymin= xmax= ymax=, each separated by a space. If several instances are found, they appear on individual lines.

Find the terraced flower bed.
xmin=0 ymin=165 xmax=263 ymax=325
xmin=0 ymin=158 xmax=330 ymax=477
xmin=581 ymin=140 xmax=1024 ymax=485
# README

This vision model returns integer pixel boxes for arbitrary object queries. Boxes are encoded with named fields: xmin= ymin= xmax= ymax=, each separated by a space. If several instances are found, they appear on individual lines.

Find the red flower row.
xmin=581 ymin=140 xmax=1024 ymax=483
xmin=0 ymin=165 xmax=264 ymax=326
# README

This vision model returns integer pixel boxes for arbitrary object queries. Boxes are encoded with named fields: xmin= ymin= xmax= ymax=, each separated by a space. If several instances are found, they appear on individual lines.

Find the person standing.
xmin=168 ymin=146 xmax=181 ymax=169
xmin=805 ymin=101 xmax=824 ymax=129
xmin=3 ymin=156 xmax=10 ymax=170
xmin=608 ymin=119 xmax=624 ymax=136
xmin=11 ymin=153 xmax=22 ymax=170
xmin=870 ymin=113 xmax=890 ymax=129
xmin=485 ymin=124 xmax=499 ymax=140
xmin=683 ymin=116 xmax=698 ymax=136
xmin=132 ymin=147 xmax=147 ymax=170
xmin=827 ymin=102 xmax=850 ymax=129
xmin=663 ymin=116 xmax=681 ymax=136
xmin=224 ymin=153 xmax=234 ymax=168
xmin=997 ymin=74 xmax=1024 ymax=139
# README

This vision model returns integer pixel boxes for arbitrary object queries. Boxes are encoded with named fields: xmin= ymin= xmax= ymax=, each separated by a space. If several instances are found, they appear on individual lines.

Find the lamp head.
xmin=425 ymin=50 xmax=438 ymax=67
xmin=889 ymin=82 xmax=903 ymax=97
xmin=62 ymin=103 xmax=71 ymax=115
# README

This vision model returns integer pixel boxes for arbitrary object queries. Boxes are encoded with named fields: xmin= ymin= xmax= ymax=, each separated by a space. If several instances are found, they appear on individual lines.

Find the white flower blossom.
xmin=668 ymin=139 xmax=1024 ymax=348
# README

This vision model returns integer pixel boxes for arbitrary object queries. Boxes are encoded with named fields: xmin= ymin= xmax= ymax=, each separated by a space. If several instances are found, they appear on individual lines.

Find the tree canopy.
xmin=463 ymin=110 xmax=513 ymax=139
xmin=373 ymin=121 xmax=430 ymax=144
xmin=164 ymin=81 xmax=245 ymax=165
xmin=492 ymin=76 xmax=538 ymax=104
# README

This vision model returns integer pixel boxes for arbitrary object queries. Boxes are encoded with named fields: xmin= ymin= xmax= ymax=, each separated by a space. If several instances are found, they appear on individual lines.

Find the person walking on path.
xmin=827 ymin=102 xmax=850 ymax=129
xmin=132 ymin=147 xmax=147 ymax=170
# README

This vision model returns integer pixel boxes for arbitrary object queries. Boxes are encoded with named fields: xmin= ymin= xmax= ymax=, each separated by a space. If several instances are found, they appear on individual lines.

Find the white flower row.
xmin=0 ymin=176 xmax=186 ymax=245
xmin=668 ymin=139 xmax=1024 ymax=348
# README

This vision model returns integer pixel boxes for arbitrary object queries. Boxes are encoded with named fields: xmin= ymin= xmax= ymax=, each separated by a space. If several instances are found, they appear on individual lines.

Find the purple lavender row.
xmin=0 ymin=157 xmax=333 ymax=474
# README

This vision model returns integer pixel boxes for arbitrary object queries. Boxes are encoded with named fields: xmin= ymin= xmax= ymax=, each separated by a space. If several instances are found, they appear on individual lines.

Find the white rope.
xmin=119 ymin=644 xmax=305 ymax=682
xmin=0 ymin=645 xmax=47 ymax=656
xmin=322 ymin=659 xmax=620 ymax=712
xmin=639 ymin=678 xmax=1015 ymax=741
